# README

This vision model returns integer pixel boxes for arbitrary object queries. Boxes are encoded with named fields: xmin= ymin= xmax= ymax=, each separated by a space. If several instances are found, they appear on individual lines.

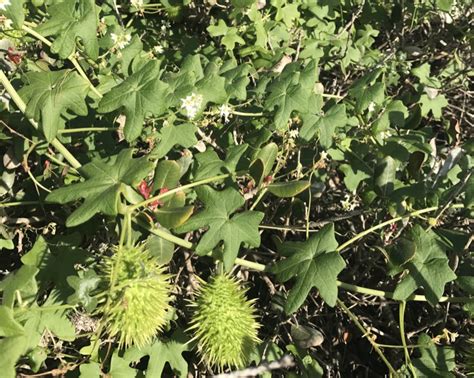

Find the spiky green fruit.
xmin=189 ymin=274 xmax=261 ymax=370
xmin=100 ymin=245 xmax=173 ymax=348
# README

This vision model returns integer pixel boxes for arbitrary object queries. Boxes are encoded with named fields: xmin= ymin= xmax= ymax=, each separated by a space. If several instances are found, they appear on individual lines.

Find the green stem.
xmin=58 ymin=127 xmax=116 ymax=134
xmin=0 ymin=70 xmax=82 ymax=170
xmin=234 ymin=257 xmax=268 ymax=272
xmin=22 ymin=24 xmax=103 ymax=99
xmin=0 ymin=201 xmax=43 ymax=208
xmin=140 ymin=3 xmax=164 ymax=8
xmin=137 ymin=218 xmax=193 ymax=248
xmin=232 ymin=110 xmax=264 ymax=117
xmin=259 ymin=224 xmax=320 ymax=232
xmin=44 ymin=152 xmax=80 ymax=175
xmin=337 ymin=299 xmax=398 ymax=375
xmin=128 ymin=173 xmax=232 ymax=211
xmin=221 ymin=257 xmax=473 ymax=303
xmin=399 ymin=301 xmax=416 ymax=376
xmin=250 ymin=188 xmax=268 ymax=211
xmin=375 ymin=343 xmax=426 ymax=349
xmin=335 ymin=204 xmax=463 ymax=252
xmin=321 ymin=93 xmax=344 ymax=99
xmin=336 ymin=281 xmax=472 ymax=303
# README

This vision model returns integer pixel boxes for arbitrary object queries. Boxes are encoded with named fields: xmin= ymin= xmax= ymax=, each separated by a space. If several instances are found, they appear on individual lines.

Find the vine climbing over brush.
xmin=0 ymin=0 xmax=473 ymax=376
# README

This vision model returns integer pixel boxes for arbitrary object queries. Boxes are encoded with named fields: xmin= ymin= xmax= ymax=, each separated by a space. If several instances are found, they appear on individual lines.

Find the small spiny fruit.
xmin=189 ymin=274 xmax=261 ymax=371
xmin=100 ymin=244 xmax=173 ymax=348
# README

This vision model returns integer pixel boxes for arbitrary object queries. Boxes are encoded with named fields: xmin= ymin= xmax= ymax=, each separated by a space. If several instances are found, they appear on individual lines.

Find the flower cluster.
xmin=0 ymin=15 xmax=12 ymax=29
xmin=219 ymin=104 xmax=232 ymax=123
xmin=111 ymin=31 xmax=132 ymax=50
xmin=131 ymin=0 xmax=144 ymax=9
xmin=341 ymin=193 xmax=359 ymax=211
xmin=180 ymin=93 xmax=203 ymax=120
xmin=0 ymin=0 xmax=11 ymax=11
xmin=153 ymin=44 xmax=164 ymax=54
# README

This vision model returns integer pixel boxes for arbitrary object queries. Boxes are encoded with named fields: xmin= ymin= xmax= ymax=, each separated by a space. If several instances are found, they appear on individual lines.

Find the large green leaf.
xmin=0 ymin=306 xmax=24 ymax=337
xmin=271 ymin=224 xmax=345 ymax=313
xmin=374 ymin=156 xmax=398 ymax=197
xmin=98 ymin=60 xmax=170 ymax=141
xmin=146 ymin=234 xmax=175 ymax=265
xmin=152 ymin=160 xmax=181 ymax=192
xmin=175 ymin=186 xmax=263 ymax=270
xmin=36 ymin=0 xmax=99 ymax=59
xmin=265 ymin=60 xmax=318 ymax=130
xmin=194 ymin=60 xmax=228 ymax=105
xmin=47 ymin=149 xmax=153 ymax=227
xmin=419 ymin=93 xmax=448 ymax=119
xmin=372 ymin=100 xmax=408 ymax=135
xmin=412 ymin=334 xmax=455 ymax=377
xmin=152 ymin=123 xmax=198 ymax=159
xmin=348 ymin=69 xmax=384 ymax=113
xmin=250 ymin=142 xmax=278 ymax=186
xmin=208 ymin=20 xmax=245 ymax=50
xmin=221 ymin=62 xmax=251 ymax=100
xmin=109 ymin=352 xmax=137 ymax=378
xmin=0 ymin=265 xmax=38 ymax=308
xmin=19 ymin=70 xmax=89 ymax=141
xmin=124 ymin=330 xmax=190 ymax=377
xmin=300 ymin=104 xmax=347 ymax=147
xmin=66 ymin=270 xmax=101 ymax=312
xmin=0 ymin=336 xmax=29 ymax=378
xmin=21 ymin=235 xmax=89 ymax=296
xmin=391 ymin=225 xmax=457 ymax=305
xmin=267 ymin=180 xmax=310 ymax=198
xmin=193 ymin=145 xmax=248 ymax=180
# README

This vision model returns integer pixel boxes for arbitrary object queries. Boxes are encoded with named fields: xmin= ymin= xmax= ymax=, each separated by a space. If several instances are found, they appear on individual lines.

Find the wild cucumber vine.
xmin=0 ymin=0 xmax=472 ymax=376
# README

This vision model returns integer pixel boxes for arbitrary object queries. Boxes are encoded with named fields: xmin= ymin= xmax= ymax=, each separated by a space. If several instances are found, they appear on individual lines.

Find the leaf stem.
xmin=0 ymin=70 xmax=82 ymax=170
xmin=336 ymin=281 xmax=472 ymax=303
xmin=321 ymin=93 xmax=345 ymax=99
xmin=259 ymin=224 xmax=320 ymax=232
xmin=337 ymin=299 xmax=398 ymax=375
xmin=399 ymin=301 xmax=416 ymax=376
xmin=58 ymin=127 xmax=116 ymax=134
xmin=250 ymin=188 xmax=268 ymax=210
xmin=335 ymin=204 xmax=464 ymax=253
xmin=227 ymin=259 xmax=474 ymax=303
xmin=0 ymin=201 xmax=43 ymax=208
xmin=21 ymin=24 xmax=103 ymax=99
xmin=137 ymin=218 xmax=193 ymax=249
xmin=232 ymin=110 xmax=264 ymax=117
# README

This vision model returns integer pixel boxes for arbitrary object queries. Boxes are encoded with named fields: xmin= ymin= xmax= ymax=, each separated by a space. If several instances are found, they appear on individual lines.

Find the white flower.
xmin=320 ymin=151 xmax=328 ymax=161
xmin=341 ymin=194 xmax=358 ymax=211
xmin=0 ymin=16 xmax=13 ymax=29
xmin=288 ymin=129 xmax=299 ymax=139
xmin=219 ymin=104 xmax=232 ymax=123
xmin=153 ymin=44 xmax=164 ymax=54
xmin=180 ymin=93 xmax=203 ymax=120
xmin=0 ymin=0 xmax=11 ymax=11
xmin=131 ymin=0 xmax=143 ymax=8
xmin=379 ymin=130 xmax=392 ymax=140
xmin=368 ymin=101 xmax=376 ymax=113
xmin=111 ymin=31 xmax=132 ymax=50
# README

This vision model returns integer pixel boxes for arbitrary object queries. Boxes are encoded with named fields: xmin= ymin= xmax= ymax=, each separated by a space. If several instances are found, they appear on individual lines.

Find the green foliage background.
xmin=0 ymin=0 xmax=472 ymax=376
